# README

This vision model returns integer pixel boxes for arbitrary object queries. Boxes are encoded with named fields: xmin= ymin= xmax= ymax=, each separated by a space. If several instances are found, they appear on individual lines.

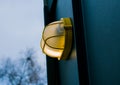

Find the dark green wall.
xmin=82 ymin=0 xmax=120 ymax=85
xmin=56 ymin=0 xmax=79 ymax=85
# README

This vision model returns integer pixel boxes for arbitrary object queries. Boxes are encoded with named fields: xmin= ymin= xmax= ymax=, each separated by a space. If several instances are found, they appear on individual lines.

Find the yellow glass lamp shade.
xmin=41 ymin=18 xmax=72 ymax=60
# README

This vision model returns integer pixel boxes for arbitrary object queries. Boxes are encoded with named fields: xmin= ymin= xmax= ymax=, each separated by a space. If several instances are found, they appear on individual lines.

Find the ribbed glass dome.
xmin=41 ymin=18 xmax=72 ymax=60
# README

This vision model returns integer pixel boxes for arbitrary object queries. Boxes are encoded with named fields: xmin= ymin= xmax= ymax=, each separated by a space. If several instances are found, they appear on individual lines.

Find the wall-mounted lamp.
xmin=40 ymin=18 xmax=72 ymax=60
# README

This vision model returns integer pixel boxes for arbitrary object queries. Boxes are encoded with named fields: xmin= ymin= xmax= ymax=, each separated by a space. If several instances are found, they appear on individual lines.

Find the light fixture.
xmin=40 ymin=18 xmax=72 ymax=60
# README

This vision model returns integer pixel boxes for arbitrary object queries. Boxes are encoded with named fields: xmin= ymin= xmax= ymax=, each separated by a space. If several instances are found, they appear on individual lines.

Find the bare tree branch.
xmin=0 ymin=48 xmax=47 ymax=85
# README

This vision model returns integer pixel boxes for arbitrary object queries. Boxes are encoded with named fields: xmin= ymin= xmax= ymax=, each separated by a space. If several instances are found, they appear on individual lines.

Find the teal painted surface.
xmin=56 ymin=0 xmax=79 ymax=85
xmin=47 ymin=0 xmax=53 ymax=11
xmin=82 ymin=0 xmax=120 ymax=85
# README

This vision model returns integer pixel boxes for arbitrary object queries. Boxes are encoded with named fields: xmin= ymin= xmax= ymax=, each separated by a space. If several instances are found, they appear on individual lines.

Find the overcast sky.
xmin=0 ymin=0 xmax=46 ymax=64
